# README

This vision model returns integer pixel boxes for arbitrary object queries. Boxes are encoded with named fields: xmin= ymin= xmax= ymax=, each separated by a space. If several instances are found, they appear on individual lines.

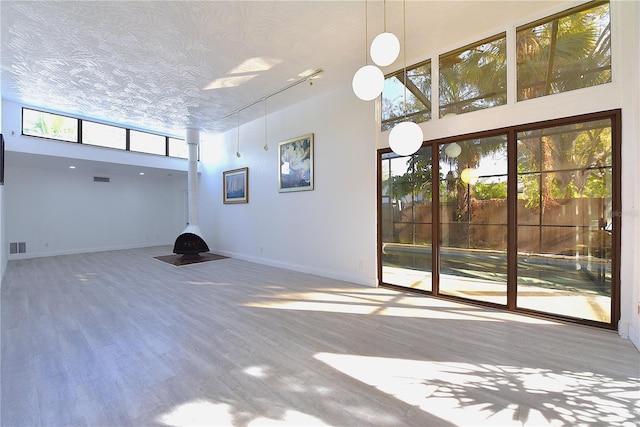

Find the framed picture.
xmin=223 ymin=167 xmax=248 ymax=204
xmin=278 ymin=133 xmax=313 ymax=192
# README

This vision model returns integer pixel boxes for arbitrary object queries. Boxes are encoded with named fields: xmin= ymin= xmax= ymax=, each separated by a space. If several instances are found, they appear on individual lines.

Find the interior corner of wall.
xmin=618 ymin=319 xmax=630 ymax=339
xmin=625 ymin=321 xmax=640 ymax=352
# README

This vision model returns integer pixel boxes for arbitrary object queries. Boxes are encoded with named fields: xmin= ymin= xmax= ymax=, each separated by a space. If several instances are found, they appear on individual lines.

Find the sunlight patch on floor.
xmin=247 ymin=410 xmax=328 ymax=426
xmin=314 ymin=352 xmax=639 ymax=427
xmin=157 ymin=400 xmax=235 ymax=426
xmin=243 ymin=289 xmax=557 ymax=324
xmin=157 ymin=399 xmax=329 ymax=427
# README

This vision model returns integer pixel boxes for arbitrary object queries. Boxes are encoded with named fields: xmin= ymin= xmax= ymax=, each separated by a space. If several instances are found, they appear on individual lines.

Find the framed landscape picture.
xmin=278 ymin=133 xmax=313 ymax=192
xmin=223 ymin=167 xmax=248 ymax=204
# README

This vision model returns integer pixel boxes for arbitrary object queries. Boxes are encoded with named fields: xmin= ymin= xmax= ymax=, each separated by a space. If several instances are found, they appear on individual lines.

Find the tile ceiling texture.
xmin=1 ymin=1 xmax=565 ymax=137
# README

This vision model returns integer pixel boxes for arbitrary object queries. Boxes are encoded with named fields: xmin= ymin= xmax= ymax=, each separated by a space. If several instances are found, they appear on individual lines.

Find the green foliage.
xmin=439 ymin=36 xmax=507 ymax=115
xmin=388 ymin=151 xmax=433 ymax=203
xmin=385 ymin=2 xmax=612 ymax=216
xmin=473 ymin=181 xmax=507 ymax=200
xmin=517 ymin=2 xmax=610 ymax=99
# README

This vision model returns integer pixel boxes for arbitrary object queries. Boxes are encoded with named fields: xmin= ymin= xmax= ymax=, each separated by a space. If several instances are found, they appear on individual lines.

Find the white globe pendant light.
xmin=352 ymin=0 xmax=384 ymax=101
xmin=444 ymin=142 xmax=462 ymax=158
xmin=370 ymin=32 xmax=400 ymax=67
xmin=352 ymin=64 xmax=384 ymax=101
xmin=388 ymin=0 xmax=422 ymax=157
xmin=389 ymin=121 xmax=423 ymax=156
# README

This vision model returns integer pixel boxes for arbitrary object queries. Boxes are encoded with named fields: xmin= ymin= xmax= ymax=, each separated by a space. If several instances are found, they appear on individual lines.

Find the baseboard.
xmin=6 ymin=241 xmax=172 ymax=260
xmin=213 ymin=249 xmax=377 ymax=288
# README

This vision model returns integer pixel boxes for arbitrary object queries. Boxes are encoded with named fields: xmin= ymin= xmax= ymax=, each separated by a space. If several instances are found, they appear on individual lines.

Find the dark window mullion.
xmin=432 ymin=143 xmax=440 ymax=296
xmin=507 ymin=128 xmax=518 ymax=311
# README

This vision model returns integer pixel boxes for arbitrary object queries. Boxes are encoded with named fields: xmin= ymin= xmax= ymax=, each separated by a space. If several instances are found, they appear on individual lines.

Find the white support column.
xmin=186 ymin=128 xmax=199 ymax=228
xmin=182 ymin=128 xmax=205 ymax=238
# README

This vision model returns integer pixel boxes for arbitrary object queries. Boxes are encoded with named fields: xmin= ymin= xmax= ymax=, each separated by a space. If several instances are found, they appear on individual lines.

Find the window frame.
xmin=380 ymin=0 xmax=613 ymax=128
xmin=515 ymin=0 xmax=611 ymax=101
xmin=22 ymin=108 xmax=79 ymax=143
xmin=382 ymin=59 xmax=432 ymax=132
xmin=20 ymin=107 xmax=187 ymax=159
xmin=377 ymin=109 xmax=621 ymax=330
xmin=438 ymin=32 xmax=507 ymax=118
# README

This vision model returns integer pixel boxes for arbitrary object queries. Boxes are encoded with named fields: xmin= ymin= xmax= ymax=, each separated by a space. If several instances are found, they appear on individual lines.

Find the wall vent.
xmin=93 ymin=176 xmax=110 ymax=183
xmin=9 ymin=242 xmax=26 ymax=254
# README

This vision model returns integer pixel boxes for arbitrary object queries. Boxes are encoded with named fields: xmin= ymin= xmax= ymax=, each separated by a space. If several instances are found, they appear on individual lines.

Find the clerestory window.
xmin=516 ymin=0 xmax=611 ymax=101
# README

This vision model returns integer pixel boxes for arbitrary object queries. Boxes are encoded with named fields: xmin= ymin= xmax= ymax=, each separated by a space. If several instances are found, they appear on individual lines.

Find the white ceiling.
xmin=1 ymin=1 xmax=568 ymax=138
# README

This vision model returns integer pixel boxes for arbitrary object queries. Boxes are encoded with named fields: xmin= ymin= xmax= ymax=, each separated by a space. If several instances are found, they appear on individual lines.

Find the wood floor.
xmin=1 ymin=246 xmax=639 ymax=426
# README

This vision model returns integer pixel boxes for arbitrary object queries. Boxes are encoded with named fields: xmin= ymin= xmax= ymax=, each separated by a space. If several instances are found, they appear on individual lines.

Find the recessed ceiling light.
xmin=139 ymin=172 xmax=145 ymax=175
xmin=69 ymin=166 xmax=76 ymax=169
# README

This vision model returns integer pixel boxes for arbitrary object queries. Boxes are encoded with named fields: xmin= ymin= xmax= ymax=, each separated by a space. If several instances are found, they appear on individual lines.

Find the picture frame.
xmin=223 ymin=167 xmax=248 ymax=204
xmin=278 ymin=133 xmax=313 ymax=192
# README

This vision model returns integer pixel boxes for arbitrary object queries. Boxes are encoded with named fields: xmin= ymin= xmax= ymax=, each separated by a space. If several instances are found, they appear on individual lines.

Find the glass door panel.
xmin=516 ymin=119 xmax=613 ymax=322
xmin=381 ymin=148 xmax=433 ymax=292
xmin=439 ymin=137 xmax=508 ymax=305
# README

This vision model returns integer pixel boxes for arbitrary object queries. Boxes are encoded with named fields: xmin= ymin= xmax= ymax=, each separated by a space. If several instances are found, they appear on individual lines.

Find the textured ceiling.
xmin=1 ymin=1 xmax=567 ymax=137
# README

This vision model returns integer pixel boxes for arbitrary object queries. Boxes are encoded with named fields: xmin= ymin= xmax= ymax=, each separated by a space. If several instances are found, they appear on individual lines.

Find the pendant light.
xmin=352 ymin=65 xmax=384 ymax=101
xmin=389 ymin=0 xmax=423 ymax=157
xmin=370 ymin=0 xmax=400 ymax=67
xmin=352 ymin=0 xmax=384 ymax=101
xmin=444 ymin=142 xmax=462 ymax=158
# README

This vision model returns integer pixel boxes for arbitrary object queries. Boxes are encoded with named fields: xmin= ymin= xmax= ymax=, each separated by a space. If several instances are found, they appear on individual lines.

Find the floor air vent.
xmin=93 ymin=176 xmax=110 ymax=183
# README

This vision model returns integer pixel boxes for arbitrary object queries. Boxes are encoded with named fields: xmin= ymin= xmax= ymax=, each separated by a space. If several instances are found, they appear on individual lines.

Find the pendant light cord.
xmin=403 ymin=0 xmax=407 ymax=119
xmin=383 ymin=0 xmax=387 ymax=32
xmin=364 ymin=0 xmax=368 ymax=64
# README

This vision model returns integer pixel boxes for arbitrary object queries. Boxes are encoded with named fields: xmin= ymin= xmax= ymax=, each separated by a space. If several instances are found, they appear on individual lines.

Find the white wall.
xmin=0 ymin=87 xmax=3 ymax=427
xmin=201 ymin=1 xmax=640 ymax=347
xmin=200 ymin=83 xmax=379 ymax=286
xmin=0 ymin=99 xmax=5 ymax=283
xmin=618 ymin=0 xmax=640 ymax=351
xmin=5 ymin=165 xmax=185 ymax=259
xmin=0 ymin=186 xmax=5 ymax=276
xmin=2 ymin=100 xmax=189 ymax=259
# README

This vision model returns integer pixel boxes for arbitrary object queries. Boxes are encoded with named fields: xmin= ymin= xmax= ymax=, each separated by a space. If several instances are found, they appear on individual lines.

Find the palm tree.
xmin=516 ymin=2 xmax=610 ymax=100
xmin=439 ymin=35 xmax=507 ymax=117
xmin=516 ymin=2 xmax=611 ymax=211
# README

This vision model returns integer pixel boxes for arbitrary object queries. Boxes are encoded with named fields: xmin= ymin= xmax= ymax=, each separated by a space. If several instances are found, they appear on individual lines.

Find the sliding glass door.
xmin=439 ymin=137 xmax=508 ymax=305
xmin=516 ymin=119 xmax=615 ymax=323
xmin=380 ymin=147 xmax=433 ymax=292
xmin=378 ymin=111 xmax=620 ymax=328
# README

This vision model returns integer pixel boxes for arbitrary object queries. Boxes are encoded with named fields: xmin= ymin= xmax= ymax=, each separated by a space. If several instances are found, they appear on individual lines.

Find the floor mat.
xmin=154 ymin=252 xmax=229 ymax=266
